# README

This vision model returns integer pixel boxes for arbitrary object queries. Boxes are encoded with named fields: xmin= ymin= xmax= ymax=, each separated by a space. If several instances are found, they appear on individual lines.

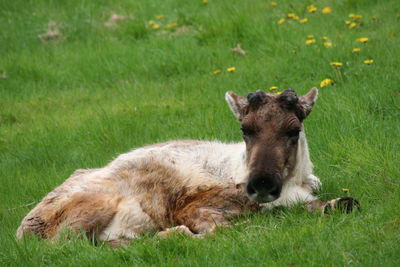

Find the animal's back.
xmin=17 ymin=140 xmax=249 ymax=241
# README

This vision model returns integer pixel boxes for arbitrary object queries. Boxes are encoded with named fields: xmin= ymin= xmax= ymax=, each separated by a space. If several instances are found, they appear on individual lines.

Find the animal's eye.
xmin=287 ymin=129 xmax=300 ymax=139
xmin=240 ymin=126 xmax=255 ymax=136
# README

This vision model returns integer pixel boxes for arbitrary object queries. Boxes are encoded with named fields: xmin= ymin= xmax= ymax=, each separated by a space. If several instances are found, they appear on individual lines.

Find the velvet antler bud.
xmin=247 ymin=90 xmax=267 ymax=107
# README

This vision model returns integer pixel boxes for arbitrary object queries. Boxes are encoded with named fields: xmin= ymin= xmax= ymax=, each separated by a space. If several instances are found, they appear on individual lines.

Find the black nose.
xmin=246 ymin=174 xmax=282 ymax=202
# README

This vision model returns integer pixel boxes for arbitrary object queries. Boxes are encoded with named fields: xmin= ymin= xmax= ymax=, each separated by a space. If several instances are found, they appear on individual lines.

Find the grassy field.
xmin=1 ymin=0 xmax=400 ymax=265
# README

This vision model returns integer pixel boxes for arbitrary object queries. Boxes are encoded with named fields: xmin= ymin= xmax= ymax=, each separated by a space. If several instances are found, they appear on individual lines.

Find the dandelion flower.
xmin=324 ymin=42 xmax=333 ymax=47
xmin=344 ymin=20 xmax=351 ymax=25
xmin=148 ymin=20 xmax=156 ymax=25
xmin=320 ymin=78 xmax=334 ymax=88
xmin=352 ymin=48 xmax=361 ymax=53
xmin=322 ymin=36 xmax=329 ymax=41
xmin=356 ymin=37 xmax=369 ymax=43
xmin=227 ymin=67 xmax=236 ymax=72
xmin=269 ymin=86 xmax=278 ymax=91
xmin=351 ymin=14 xmax=362 ymax=20
xmin=322 ymin=7 xmax=332 ymax=14
xmin=287 ymin=13 xmax=296 ymax=19
xmin=156 ymin=15 xmax=164 ymax=20
xmin=363 ymin=59 xmax=374 ymax=65
xmin=213 ymin=69 xmax=221 ymax=75
xmin=349 ymin=22 xmax=357 ymax=29
xmin=277 ymin=18 xmax=285 ymax=24
xmin=300 ymin=18 xmax=308 ymax=24
xmin=307 ymin=34 xmax=314 ymax=39
xmin=151 ymin=24 xmax=161 ymax=30
xmin=307 ymin=5 xmax=317 ymax=13
xmin=342 ymin=188 xmax=350 ymax=193
xmin=275 ymin=91 xmax=282 ymax=95
xmin=305 ymin=39 xmax=316 ymax=45
xmin=165 ymin=23 xmax=178 ymax=30
xmin=203 ymin=0 xmax=209 ymax=4
xmin=330 ymin=62 xmax=343 ymax=67
xmin=270 ymin=2 xmax=278 ymax=7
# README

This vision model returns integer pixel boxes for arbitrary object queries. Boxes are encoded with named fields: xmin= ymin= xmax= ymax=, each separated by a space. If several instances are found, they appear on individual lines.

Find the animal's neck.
xmin=289 ymin=126 xmax=314 ymax=184
xmin=229 ymin=142 xmax=250 ymax=185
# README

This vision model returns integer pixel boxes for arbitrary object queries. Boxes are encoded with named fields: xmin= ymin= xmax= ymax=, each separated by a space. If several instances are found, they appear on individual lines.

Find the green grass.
xmin=1 ymin=0 xmax=400 ymax=265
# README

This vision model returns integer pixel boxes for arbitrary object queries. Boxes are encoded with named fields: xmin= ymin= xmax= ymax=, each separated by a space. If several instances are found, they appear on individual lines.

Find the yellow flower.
xmin=349 ymin=22 xmax=357 ymax=29
xmin=324 ymin=42 xmax=333 ymax=47
xmin=152 ymin=24 xmax=161 ymax=30
xmin=203 ymin=0 xmax=209 ymax=4
xmin=322 ymin=7 xmax=332 ymax=14
xmin=277 ymin=18 xmax=285 ymax=24
xmin=269 ymin=86 xmax=278 ymax=91
xmin=287 ymin=13 xmax=296 ymax=19
xmin=212 ymin=69 xmax=221 ymax=75
xmin=270 ymin=2 xmax=278 ymax=7
xmin=165 ymin=23 xmax=178 ymax=30
xmin=307 ymin=34 xmax=314 ymax=39
xmin=227 ymin=67 xmax=236 ymax=72
xmin=299 ymin=18 xmax=308 ymax=24
xmin=352 ymin=48 xmax=361 ymax=53
xmin=320 ymin=78 xmax=334 ymax=88
xmin=322 ymin=36 xmax=329 ymax=41
xmin=349 ymin=13 xmax=362 ymax=20
xmin=330 ymin=62 xmax=343 ymax=67
xmin=307 ymin=5 xmax=317 ymax=13
xmin=148 ymin=20 xmax=156 ymax=25
xmin=344 ymin=20 xmax=351 ymax=25
xmin=363 ymin=59 xmax=374 ymax=65
xmin=275 ymin=91 xmax=282 ymax=95
xmin=342 ymin=188 xmax=350 ymax=193
xmin=356 ymin=37 xmax=369 ymax=43
xmin=305 ymin=39 xmax=316 ymax=45
xmin=156 ymin=15 xmax=164 ymax=20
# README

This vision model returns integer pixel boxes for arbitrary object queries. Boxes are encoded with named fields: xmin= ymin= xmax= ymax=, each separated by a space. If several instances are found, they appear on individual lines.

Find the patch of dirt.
xmin=38 ymin=21 xmax=66 ymax=43
xmin=232 ymin=43 xmax=246 ymax=56
xmin=104 ymin=13 xmax=133 ymax=29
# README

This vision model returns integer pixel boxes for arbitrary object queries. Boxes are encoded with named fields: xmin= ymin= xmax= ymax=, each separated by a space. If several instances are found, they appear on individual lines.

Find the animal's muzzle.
xmin=246 ymin=173 xmax=282 ymax=203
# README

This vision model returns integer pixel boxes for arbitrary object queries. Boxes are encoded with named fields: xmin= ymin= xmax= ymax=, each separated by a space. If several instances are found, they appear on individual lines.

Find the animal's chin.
xmin=247 ymin=193 xmax=279 ymax=203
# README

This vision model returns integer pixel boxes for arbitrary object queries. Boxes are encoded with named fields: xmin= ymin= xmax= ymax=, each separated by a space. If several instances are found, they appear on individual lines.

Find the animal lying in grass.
xmin=17 ymin=88 xmax=359 ymax=246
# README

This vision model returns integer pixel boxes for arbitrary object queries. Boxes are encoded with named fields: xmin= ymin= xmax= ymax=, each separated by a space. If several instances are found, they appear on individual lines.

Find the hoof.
xmin=324 ymin=197 xmax=361 ymax=214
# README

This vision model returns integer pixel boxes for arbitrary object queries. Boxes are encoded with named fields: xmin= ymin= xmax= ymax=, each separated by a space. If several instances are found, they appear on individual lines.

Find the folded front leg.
xmin=307 ymin=197 xmax=361 ymax=214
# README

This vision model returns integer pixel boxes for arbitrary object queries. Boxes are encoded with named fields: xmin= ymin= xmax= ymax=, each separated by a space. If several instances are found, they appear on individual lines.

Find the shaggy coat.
xmin=17 ymin=88 xmax=355 ymax=244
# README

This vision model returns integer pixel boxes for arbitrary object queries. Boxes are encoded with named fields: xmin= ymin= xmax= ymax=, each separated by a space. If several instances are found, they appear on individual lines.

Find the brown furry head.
xmin=225 ymin=88 xmax=318 ymax=202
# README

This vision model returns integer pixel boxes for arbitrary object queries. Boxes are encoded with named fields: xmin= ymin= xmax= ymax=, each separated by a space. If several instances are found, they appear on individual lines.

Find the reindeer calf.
xmin=17 ymin=88 xmax=359 ymax=246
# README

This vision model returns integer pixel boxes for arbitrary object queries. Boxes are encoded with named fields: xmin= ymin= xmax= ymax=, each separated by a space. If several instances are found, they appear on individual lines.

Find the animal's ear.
xmin=298 ymin=87 xmax=318 ymax=119
xmin=225 ymin=91 xmax=247 ymax=121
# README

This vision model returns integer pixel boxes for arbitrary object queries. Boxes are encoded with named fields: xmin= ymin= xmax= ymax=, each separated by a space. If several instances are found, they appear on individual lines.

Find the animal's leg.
xmin=98 ymin=197 xmax=158 ymax=243
xmin=17 ymin=192 xmax=121 ymax=239
xmin=175 ymin=207 xmax=231 ymax=236
xmin=307 ymin=197 xmax=360 ymax=214
xmin=158 ymin=225 xmax=196 ymax=238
